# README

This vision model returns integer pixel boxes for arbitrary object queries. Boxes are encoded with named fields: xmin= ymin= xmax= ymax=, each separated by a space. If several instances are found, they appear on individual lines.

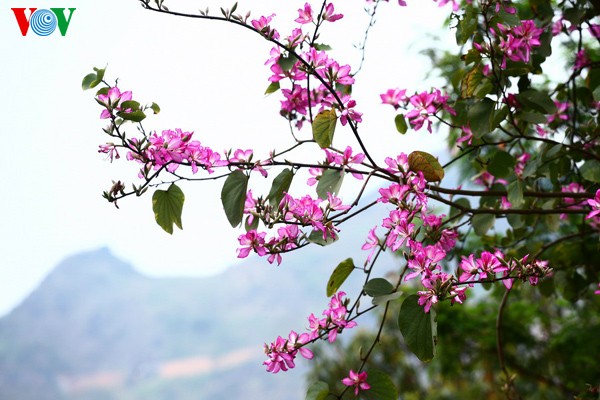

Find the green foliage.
xmin=305 ymin=381 xmax=329 ymax=400
xmin=408 ymin=151 xmax=445 ymax=182
xmin=316 ymin=169 xmax=343 ymax=199
xmin=326 ymin=258 xmax=355 ymax=297
xmin=394 ymin=114 xmax=408 ymax=134
xmin=398 ymin=295 xmax=437 ymax=362
xmin=220 ymin=170 xmax=248 ymax=228
xmin=152 ymin=183 xmax=185 ymax=234
xmin=312 ymin=109 xmax=337 ymax=149
xmin=267 ymin=168 xmax=294 ymax=208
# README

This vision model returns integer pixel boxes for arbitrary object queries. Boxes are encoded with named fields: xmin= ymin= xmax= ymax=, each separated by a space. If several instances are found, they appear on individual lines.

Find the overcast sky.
xmin=0 ymin=0 xmax=451 ymax=315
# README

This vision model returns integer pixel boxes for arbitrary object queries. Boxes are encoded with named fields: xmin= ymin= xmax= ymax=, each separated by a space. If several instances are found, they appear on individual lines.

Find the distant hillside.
xmin=0 ymin=198 xmax=397 ymax=399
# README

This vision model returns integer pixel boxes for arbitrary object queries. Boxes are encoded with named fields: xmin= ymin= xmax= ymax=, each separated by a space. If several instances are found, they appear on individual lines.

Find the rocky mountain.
xmin=0 ymin=201 xmax=396 ymax=400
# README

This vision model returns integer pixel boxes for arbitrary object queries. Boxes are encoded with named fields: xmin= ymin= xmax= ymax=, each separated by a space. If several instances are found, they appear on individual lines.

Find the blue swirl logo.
xmin=30 ymin=9 xmax=57 ymax=36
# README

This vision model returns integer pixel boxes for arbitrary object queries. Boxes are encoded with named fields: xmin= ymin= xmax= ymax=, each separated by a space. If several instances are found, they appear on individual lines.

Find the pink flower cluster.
xmin=361 ymin=152 xmax=465 ymax=311
xmin=237 ymin=191 xmax=350 ymax=264
xmin=263 ymin=291 xmax=356 ymax=373
xmin=254 ymin=11 xmax=362 ymax=129
xmin=263 ymin=330 xmax=313 ymax=373
xmin=475 ymin=20 xmax=544 ymax=68
xmin=126 ymin=128 xmax=227 ymax=175
xmin=380 ymin=88 xmax=456 ymax=133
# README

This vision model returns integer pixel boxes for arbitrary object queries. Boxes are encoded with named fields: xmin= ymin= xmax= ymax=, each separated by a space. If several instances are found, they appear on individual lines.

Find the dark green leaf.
xmin=308 ymin=229 xmax=338 ymax=246
xmin=278 ymin=54 xmax=298 ymax=71
xmin=316 ymin=169 xmax=343 ymax=199
xmin=468 ymin=98 xmax=495 ymax=137
xmin=581 ymin=160 xmax=600 ymax=183
xmin=326 ymin=258 xmax=355 ymax=297
xmin=152 ymin=184 xmax=185 ymax=234
xmin=372 ymin=291 xmax=403 ymax=306
xmin=408 ymin=151 xmax=444 ymax=182
xmin=507 ymin=213 xmax=524 ymax=229
xmin=312 ymin=109 xmax=337 ymax=148
xmin=361 ymin=369 xmax=398 ymax=400
xmin=267 ymin=168 xmax=293 ymax=208
xmin=120 ymin=100 xmax=141 ymax=111
xmin=394 ymin=114 xmax=408 ymax=134
xmin=398 ymin=295 xmax=437 ymax=362
xmin=313 ymin=43 xmax=332 ymax=51
xmin=117 ymin=110 xmax=146 ymax=122
xmin=507 ymin=180 xmax=524 ymax=207
xmin=244 ymin=214 xmax=259 ymax=232
xmin=472 ymin=213 xmax=496 ymax=236
xmin=220 ymin=170 xmax=248 ymax=227
xmin=305 ymin=381 xmax=329 ymax=400
xmin=150 ymin=102 xmax=161 ymax=114
xmin=519 ymin=111 xmax=548 ymax=124
xmin=449 ymin=197 xmax=471 ymax=222
xmin=518 ymin=89 xmax=557 ymax=114
xmin=488 ymin=151 xmax=515 ymax=179
xmin=364 ymin=278 xmax=394 ymax=297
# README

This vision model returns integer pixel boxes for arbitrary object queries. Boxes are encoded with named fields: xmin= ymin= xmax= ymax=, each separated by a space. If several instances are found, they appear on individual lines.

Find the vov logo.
xmin=11 ymin=8 xmax=76 ymax=36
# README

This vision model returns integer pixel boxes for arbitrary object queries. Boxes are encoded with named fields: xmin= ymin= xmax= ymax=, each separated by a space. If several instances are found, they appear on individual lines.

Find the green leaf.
xmin=82 ymin=67 xmax=105 ymax=90
xmin=150 ymin=102 xmax=161 ymax=114
xmin=507 ymin=213 xmax=524 ymax=229
xmin=518 ymin=89 xmax=557 ymax=114
xmin=372 ymin=291 xmax=403 ymax=306
xmin=361 ymin=369 xmax=398 ymax=400
xmin=82 ymin=73 xmax=97 ymax=90
xmin=507 ymin=180 xmax=524 ymax=207
xmin=316 ymin=169 xmax=344 ymax=200
xmin=313 ymin=43 xmax=332 ymax=51
xmin=581 ymin=160 xmax=600 ymax=183
xmin=398 ymin=295 xmax=437 ymax=362
xmin=449 ymin=197 xmax=470 ymax=223
xmin=312 ymin=109 xmax=337 ymax=149
xmin=220 ymin=170 xmax=248 ymax=227
xmin=308 ymin=229 xmax=338 ymax=246
xmin=326 ymin=258 xmax=355 ymax=297
xmin=117 ymin=110 xmax=146 ymax=122
xmin=408 ymin=151 xmax=444 ymax=182
xmin=264 ymin=81 xmax=280 ymax=95
xmin=278 ymin=54 xmax=298 ymax=71
xmin=152 ymin=184 xmax=185 ymax=234
xmin=488 ymin=151 xmax=516 ymax=179
xmin=305 ymin=381 xmax=329 ymax=400
xmin=519 ymin=111 xmax=548 ymax=124
xmin=244 ymin=215 xmax=259 ymax=232
xmin=394 ymin=114 xmax=408 ymax=134
xmin=267 ymin=168 xmax=293 ymax=208
xmin=468 ymin=98 xmax=495 ymax=137
xmin=120 ymin=100 xmax=141 ymax=111
xmin=472 ymin=213 xmax=496 ymax=236
xmin=364 ymin=278 xmax=394 ymax=297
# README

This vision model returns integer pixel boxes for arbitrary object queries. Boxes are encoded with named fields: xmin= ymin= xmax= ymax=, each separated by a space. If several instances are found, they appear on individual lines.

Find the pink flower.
xmin=97 ymin=87 xmax=133 ymax=119
xmin=295 ymin=3 xmax=312 ymax=24
xmin=380 ymin=88 xmax=407 ymax=108
xmin=586 ymin=189 xmax=600 ymax=220
xmin=361 ymin=226 xmax=379 ymax=263
xmin=595 ymin=283 xmax=600 ymax=295
xmin=98 ymin=143 xmax=120 ymax=162
xmin=237 ymin=230 xmax=267 ymax=258
xmin=322 ymin=3 xmax=343 ymax=22
xmin=342 ymin=370 xmax=370 ymax=396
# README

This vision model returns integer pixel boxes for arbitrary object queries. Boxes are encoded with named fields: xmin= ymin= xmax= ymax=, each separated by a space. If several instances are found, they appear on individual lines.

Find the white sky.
xmin=0 ymin=0 xmax=452 ymax=315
